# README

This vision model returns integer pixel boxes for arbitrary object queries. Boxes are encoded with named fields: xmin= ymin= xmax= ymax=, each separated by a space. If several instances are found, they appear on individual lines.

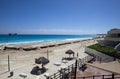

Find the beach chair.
xmin=54 ymin=62 xmax=61 ymax=66
xmin=19 ymin=73 xmax=27 ymax=78
xmin=61 ymin=57 xmax=68 ymax=63
xmin=44 ymin=73 xmax=50 ymax=79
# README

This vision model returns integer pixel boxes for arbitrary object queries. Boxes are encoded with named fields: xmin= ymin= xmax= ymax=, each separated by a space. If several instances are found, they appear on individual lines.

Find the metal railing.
xmin=48 ymin=63 xmax=76 ymax=79
xmin=48 ymin=55 xmax=97 ymax=79
xmin=70 ymin=74 xmax=120 ymax=79
xmin=47 ymin=53 xmax=120 ymax=79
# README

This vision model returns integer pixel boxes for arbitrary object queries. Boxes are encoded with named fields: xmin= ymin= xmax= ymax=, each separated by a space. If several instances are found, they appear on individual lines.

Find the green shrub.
xmin=88 ymin=44 xmax=120 ymax=59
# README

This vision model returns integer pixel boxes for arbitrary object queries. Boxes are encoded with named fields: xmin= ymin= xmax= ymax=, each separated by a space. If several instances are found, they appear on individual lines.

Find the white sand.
xmin=0 ymin=38 xmax=99 ymax=79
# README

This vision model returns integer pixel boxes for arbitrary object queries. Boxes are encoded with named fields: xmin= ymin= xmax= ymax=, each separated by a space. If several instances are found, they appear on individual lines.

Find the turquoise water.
xmin=0 ymin=34 xmax=96 ymax=45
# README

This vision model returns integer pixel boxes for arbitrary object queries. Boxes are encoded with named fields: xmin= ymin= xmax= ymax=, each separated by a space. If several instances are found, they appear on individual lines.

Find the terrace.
xmin=48 ymin=55 xmax=120 ymax=79
xmin=88 ymin=44 xmax=120 ymax=59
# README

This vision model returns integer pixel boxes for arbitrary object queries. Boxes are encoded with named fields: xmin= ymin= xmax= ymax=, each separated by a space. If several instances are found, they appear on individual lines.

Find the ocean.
xmin=0 ymin=34 xmax=97 ymax=45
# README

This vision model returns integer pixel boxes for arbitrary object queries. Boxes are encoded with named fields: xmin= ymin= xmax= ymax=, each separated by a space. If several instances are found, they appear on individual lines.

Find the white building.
xmin=98 ymin=28 xmax=120 ymax=52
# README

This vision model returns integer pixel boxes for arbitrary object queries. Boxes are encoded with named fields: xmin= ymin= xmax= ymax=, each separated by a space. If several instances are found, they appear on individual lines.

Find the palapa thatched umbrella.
xmin=35 ymin=57 xmax=49 ymax=68
xmin=65 ymin=50 xmax=75 ymax=58
xmin=31 ymin=57 xmax=49 ymax=75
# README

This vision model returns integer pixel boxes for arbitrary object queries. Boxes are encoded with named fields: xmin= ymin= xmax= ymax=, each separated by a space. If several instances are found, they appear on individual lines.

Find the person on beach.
xmin=77 ymin=53 xmax=79 ymax=58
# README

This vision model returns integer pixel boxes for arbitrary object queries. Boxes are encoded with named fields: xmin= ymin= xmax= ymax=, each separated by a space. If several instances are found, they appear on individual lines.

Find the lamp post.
xmin=8 ymin=55 xmax=10 ymax=71
xmin=47 ymin=49 xmax=49 ymax=59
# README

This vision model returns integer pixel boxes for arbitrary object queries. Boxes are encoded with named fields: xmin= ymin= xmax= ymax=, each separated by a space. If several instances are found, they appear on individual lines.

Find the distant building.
xmin=105 ymin=28 xmax=120 ymax=42
xmin=96 ymin=34 xmax=106 ymax=38
xmin=98 ymin=28 xmax=120 ymax=52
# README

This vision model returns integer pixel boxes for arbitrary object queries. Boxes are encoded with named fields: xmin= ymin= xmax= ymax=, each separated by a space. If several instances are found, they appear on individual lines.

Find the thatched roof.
xmin=35 ymin=57 xmax=49 ymax=65
xmin=65 ymin=50 xmax=75 ymax=55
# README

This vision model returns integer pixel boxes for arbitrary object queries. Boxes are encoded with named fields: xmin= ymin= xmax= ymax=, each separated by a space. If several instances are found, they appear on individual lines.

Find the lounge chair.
xmin=79 ymin=64 xmax=87 ymax=71
xmin=54 ymin=62 xmax=61 ymax=66
xmin=19 ymin=73 xmax=27 ymax=78
xmin=44 ymin=73 xmax=50 ymax=79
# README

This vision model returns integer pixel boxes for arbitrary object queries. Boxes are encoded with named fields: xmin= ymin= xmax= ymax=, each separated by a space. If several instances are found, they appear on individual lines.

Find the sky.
xmin=0 ymin=0 xmax=120 ymax=34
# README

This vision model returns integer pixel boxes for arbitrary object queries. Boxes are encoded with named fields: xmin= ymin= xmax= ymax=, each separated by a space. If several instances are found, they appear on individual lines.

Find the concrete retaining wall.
xmin=85 ymin=47 xmax=115 ymax=62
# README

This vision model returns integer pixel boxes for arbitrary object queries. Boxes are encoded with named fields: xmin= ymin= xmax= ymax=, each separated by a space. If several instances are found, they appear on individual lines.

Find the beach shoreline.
xmin=0 ymin=34 xmax=96 ymax=46
xmin=0 ymin=37 xmax=103 ymax=79
xmin=0 ymin=37 xmax=103 ymax=51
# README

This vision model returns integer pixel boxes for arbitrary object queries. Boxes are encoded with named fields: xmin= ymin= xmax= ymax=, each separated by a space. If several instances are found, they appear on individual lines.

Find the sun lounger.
xmin=79 ymin=64 xmax=87 ymax=71
xmin=54 ymin=62 xmax=61 ymax=66
xmin=62 ymin=60 xmax=68 ymax=63
xmin=44 ymin=73 xmax=50 ymax=79
xmin=60 ymin=65 xmax=67 ymax=69
xmin=19 ymin=73 xmax=27 ymax=78
xmin=87 ymin=57 xmax=96 ymax=63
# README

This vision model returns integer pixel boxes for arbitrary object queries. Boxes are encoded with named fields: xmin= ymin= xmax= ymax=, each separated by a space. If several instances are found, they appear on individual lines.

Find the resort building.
xmin=98 ymin=28 xmax=120 ymax=52
xmin=105 ymin=28 xmax=120 ymax=42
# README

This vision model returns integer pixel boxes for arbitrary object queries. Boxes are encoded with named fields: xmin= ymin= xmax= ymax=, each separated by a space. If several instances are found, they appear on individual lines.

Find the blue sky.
xmin=0 ymin=0 xmax=120 ymax=34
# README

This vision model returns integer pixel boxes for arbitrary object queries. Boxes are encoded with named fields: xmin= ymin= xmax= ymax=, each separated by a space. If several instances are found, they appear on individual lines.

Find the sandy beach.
xmin=0 ymin=38 xmax=101 ymax=79
xmin=1 ymin=0 xmax=120 ymax=78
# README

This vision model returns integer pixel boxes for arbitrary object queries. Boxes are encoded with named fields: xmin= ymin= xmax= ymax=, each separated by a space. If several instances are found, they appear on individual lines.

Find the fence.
xmin=47 ymin=53 xmax=120 ymax=79
xmin=48 ymin=55 xmax=99 ymax=79
xmin=70 ymin=74 xmax=120 ymax=79
xmin=48 ymin=63 xmax=76 ymax=79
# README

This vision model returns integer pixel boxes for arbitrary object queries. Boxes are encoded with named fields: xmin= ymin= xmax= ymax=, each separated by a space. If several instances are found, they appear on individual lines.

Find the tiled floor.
xmin=68 ymin=64 xmax=120 ymax=79
xmin=76 ymin=65 xmax=111 ymax=79
xmin=67 ymin=60 xmax=120 ymax=79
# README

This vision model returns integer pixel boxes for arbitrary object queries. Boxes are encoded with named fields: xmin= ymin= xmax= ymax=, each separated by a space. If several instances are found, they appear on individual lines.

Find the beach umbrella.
xmin=31 ymin=66 xmax=40 ymax=75
xmin=65 ymin=50 xmax=75 ymax=58
xmin=35 ymin=57 xmax=49 ymax=68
